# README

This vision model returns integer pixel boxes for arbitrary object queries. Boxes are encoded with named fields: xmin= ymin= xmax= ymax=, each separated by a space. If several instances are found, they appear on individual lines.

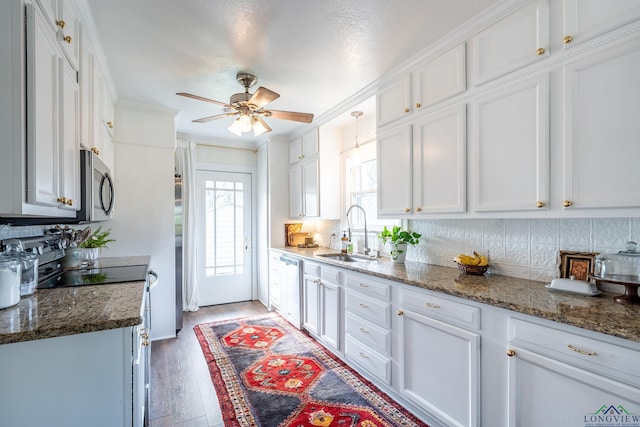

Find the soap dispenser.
xmin=341 ymin=232 xmax=349 ymax=253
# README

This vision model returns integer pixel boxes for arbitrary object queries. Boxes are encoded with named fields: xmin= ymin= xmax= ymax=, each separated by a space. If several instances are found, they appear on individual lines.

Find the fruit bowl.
xmin=456 ymin=262 xmax=488 ymax=276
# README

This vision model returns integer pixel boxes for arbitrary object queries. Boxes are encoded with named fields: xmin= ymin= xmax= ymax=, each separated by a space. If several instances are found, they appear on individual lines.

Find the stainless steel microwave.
xmin=76 ymin=150 xmax=115 ymax=222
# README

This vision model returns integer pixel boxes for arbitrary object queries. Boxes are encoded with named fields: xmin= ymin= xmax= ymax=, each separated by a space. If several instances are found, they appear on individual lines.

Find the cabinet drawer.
xmin=321 ymin=265 xmax=343 ymax=285
xmin=345 ymin=273 xmax=390 ymax=300
xmin=345 ymin=290 xmax=391 ymax=329
xmin=509 ymin=318 xmax=640 ymax=387
xmin=400 ymin=287 xmax=480 ymax=330
xmin=345 ymin=335 xmax=391 ymax=385
xmin=303 ymin=261 xmax=320 ymax=277
xmin=345 ymin=312 xmax=390 ymax=356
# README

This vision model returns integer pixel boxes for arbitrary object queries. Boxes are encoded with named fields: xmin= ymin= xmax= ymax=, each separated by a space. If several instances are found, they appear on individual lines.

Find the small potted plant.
xmin=79 ymin=226 xmax=115 ymax=261
xmin=378 ymin=225 xmax=421 ymax=263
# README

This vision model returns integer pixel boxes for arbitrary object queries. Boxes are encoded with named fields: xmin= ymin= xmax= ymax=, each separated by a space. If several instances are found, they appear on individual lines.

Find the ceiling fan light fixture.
xmin=251 ymin=116 xmax=269 ymax=136
xmin=238 ymin=114 xmax=253 ymax=133
xmin=228 ymin=118 xmax=243 ymax=136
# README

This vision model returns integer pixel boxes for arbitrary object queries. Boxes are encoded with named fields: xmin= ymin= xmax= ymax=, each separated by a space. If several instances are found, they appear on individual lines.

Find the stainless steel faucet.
xmin=346 ymin=204 xmax=370 ymax=255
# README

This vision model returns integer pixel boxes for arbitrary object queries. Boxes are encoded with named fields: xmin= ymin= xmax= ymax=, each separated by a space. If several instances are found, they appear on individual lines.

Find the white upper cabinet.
xmin=60 ymin=52 xmax=80 ymax=211
xmin=26 ymin=3 xmax=61 ymax=209
xmin=376 ymin=74 xmax=412 ymax=127
xmin=377 ymin=124 xmax=413 ymax=217
xmin=413 ymin=43 xmax=466 ymax=110
xmin=472 ymin=0 xmax=549 ymax=85
xmin=413 ymin=105 xmax=466 ymax=215
xmin=472 ymin=74 xmax=549 ymax=212
xmin=562 ymin=39 xmax=640 ymax=210
xmin=289 ymin=127 xmax=339 ymax=219
xmin=36 ymin=0 xmax=80 ymax=70
xmin=377 ymin=43 xmax=467 ymax=128
xmin=289 ymin=128 xmax=319 ymax=164
xmin=562 ymin=0 xmax=640 ymax=48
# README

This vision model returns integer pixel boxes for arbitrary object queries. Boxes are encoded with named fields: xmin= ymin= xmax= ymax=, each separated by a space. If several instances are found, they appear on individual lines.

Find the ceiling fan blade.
xmin=176 ymin=92 xmax=230 ymax=108
xmin=267 ymin=110 xmax=314 ymax=123
xmin=192 ymin=112 xmax=238 ymax=123
xmin=248 ymin=87 xmax=280 ymax=109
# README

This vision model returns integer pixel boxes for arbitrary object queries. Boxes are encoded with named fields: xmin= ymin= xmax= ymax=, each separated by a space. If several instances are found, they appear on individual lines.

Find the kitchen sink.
xmin=317 ymin=253 xmax=378 ymax=263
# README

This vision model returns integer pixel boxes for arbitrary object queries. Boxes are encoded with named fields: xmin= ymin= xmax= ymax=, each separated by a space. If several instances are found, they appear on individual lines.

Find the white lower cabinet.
xmin=0 ymin=327 xmax=143 ymax=427
xmin=302 ymin=261 xmax=342 ymax=353
xmin=344 ymin=272 xmax=392 ymax=385
xmin=300 ymin=260 xmax=640 ymax=427
xmin=397 ymin=288 xmax=480 ymax=427
xmin=507 ymin=318 xmax=640 ymax=427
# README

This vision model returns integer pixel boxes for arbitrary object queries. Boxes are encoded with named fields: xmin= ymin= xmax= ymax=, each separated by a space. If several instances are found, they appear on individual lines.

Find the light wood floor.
xmin=149 ymin=300 xmax=268 ymax=427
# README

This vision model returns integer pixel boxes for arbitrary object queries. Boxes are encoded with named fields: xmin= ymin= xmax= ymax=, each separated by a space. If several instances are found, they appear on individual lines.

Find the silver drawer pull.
xmin=359 ymin=303 xmax=369 ymax=308
xmin=425 ymin=302 xmax=441 ymax=309
xmin=567 ymin=344 xmax=596 ymax=356
xmin=359 ymin=283 xmax=369 ymax=288
xmin=359 ymin=327 xmax=369 ymax=334
xmin=359 ymin=352 xmax=369 ymax=359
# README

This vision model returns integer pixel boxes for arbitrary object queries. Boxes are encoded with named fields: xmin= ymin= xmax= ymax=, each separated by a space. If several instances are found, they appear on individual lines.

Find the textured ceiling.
xmin=84 ymin=0 xmax=501 ymax=144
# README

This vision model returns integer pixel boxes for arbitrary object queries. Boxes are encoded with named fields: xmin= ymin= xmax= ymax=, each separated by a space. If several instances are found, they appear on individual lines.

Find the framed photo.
xmin=559 ymin=251 xmax=599 ymax=281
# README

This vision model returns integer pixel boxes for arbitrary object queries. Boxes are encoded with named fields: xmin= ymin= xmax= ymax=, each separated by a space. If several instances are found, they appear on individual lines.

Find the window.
xmin=344 ymin=141 xmax=398 ymax=233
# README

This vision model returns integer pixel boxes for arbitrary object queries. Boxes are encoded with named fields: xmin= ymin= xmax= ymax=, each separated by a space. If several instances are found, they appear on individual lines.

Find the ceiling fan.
xmin=177 ymin=72 xmax=314 ymax=137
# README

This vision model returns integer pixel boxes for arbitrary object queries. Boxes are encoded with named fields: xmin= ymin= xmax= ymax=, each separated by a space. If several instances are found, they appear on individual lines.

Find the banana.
xmin=453 ymin=252 xmax=489 ymax=266
xmin=474 ymin=251 xmax=489 ymax=266
xmin=454 ymin=253 xmax=480 ymax=266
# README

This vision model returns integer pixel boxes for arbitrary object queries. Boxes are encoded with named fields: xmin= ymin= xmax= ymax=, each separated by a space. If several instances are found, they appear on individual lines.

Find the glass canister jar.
xmin=594 ymin=241 xmax=640 ymax=282
xmin=593 ymin=241 xmax=640 ymax=304
xmin=0 ymin=258 xmax=22 ymax=309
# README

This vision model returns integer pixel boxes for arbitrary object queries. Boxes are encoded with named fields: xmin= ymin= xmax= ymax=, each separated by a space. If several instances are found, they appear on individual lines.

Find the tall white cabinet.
xmin=0 ymin=0 xmax=115 ymax=218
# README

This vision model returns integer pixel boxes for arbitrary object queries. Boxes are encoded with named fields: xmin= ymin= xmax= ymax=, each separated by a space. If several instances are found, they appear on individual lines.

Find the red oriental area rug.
xmin=194 ymin=312 xmax=430 ymax=427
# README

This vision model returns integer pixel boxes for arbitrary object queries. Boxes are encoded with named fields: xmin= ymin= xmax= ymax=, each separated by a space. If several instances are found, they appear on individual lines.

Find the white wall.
xmin=103 ymin=100 xmax=177 ymax=341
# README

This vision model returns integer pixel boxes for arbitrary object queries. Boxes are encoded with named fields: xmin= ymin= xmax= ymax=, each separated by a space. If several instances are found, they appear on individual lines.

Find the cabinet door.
xmin=507 ymin=347 xmax=640 ymax=427
xmin=413 ymin=105 xmax=466 ymax=214
xmin=472 ymin=0 xmax=549 ymax=84
xmin=302 ymin=158 xmax=319 ymax=218
xmin=377 ymin=124 xmax=413 ymax=216
xmin=377 ymin=74 xmax=412 ymax=127
xmin=562 ymin=40 xmax=640 ymax=209
xmin=269 ymin=251 xmax=281 ymax=308
xmin=57 ymin=0 xmax=79 ymax=70
xmin=414 ymin=43 xmax=466 ymax=109
xmin=302 ymin=274 xmax=320 ymax=336
xmin=289 ymin=165 xmax=303 ymax=218
xmin=301 ymin=128 xmax=319 ymax=158
xmin=398 ymin=308 xmax=480 ymax=427
xmin=319 ymin=280 xmax=340 ymax=352
xmin=60 ymin=58 xmax=80 ymax=211
xmin=26 ymin=4 xmax=60 ymax=208
xmin=472 ymin=74 xmax=549 ymax=212
xmin=562 ymin=0 xmax=640 ymax=48
xmin=289 ymin=138 xmax=302 ymax=164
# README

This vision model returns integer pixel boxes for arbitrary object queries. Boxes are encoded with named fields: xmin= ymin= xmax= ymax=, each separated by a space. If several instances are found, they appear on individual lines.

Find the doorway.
xmin=196 ymin=170 xmax=252 ymax=306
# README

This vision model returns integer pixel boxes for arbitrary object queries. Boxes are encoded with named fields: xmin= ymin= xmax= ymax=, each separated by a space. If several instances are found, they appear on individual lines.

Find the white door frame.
xmin=195 ymin=162 xmax=257 ymax=302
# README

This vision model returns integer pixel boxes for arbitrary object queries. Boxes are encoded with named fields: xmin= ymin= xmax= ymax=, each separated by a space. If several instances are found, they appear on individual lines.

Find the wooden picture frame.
xmin=559 ymin=251 xmax=599 ymax=281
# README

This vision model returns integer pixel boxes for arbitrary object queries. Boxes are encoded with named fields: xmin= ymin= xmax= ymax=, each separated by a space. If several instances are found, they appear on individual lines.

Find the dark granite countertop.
xmin=273 ymin=247 xmax=640 ymax=344
xmin=0 ymin=256 xmax=150 ymax=345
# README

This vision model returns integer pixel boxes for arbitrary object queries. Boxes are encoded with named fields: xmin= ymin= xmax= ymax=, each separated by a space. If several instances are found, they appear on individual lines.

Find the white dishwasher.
xmin=277 ymin=255 xmax=302 ymax=329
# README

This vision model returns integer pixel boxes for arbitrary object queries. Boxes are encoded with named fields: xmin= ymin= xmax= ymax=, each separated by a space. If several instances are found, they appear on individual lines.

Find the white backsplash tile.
xmin=505 ymin=219 xmax=530 ymax=243
xmin=558 ymin=218 xmax=591 ymax=249
xmin=409 ymin=217 xmax=639 ymax=283
xmin=530 ymin=219 xmax=559 ymax=244
xmin=592 ymin=218 xmax=630 ymax=251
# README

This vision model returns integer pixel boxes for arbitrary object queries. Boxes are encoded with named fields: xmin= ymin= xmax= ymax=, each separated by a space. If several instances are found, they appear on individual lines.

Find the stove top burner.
xmin=38 ymin=265 xmax=149 ymax=289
